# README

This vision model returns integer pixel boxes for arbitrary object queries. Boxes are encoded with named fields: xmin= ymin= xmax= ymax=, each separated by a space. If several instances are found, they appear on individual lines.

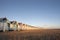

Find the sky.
xmin=0 ymin=0 xmax=60 ymax=28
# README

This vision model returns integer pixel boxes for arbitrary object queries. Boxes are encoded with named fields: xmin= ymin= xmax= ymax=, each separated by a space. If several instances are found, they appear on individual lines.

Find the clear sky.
xmin=0 ymin=0 xmax=60 ymax=28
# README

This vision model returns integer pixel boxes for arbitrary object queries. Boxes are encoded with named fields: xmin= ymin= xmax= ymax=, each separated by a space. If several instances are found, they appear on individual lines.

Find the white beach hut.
xmin=0 ymin=17 xmax=10 ymax=32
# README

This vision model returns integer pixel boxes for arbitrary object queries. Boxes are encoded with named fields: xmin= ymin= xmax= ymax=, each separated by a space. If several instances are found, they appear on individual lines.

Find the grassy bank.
xmin=0 ymin=29 xmax=60 ymax=40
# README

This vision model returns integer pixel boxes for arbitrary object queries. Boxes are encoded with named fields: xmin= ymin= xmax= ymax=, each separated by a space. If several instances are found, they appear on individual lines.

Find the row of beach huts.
xmin=0 ymin=17 xmax=39 ymax=32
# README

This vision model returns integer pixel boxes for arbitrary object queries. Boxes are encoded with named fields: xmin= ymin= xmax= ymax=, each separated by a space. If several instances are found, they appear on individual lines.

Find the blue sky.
xmin=0 ymin=0 xmax=60 ymax=28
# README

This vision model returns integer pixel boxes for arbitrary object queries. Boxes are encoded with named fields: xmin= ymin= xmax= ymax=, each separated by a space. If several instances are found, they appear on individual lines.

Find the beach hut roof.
xmin=0 ymin=17 xmax=8 ymax=22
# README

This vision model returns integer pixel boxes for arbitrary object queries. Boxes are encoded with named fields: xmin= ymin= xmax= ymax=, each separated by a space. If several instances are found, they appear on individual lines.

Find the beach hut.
xmin=18 ymin=23 xmax=23 ymax=31
xmin=0 ymin=17 xmax=10 ymax=32
xmin=10 ymin=21 xmax=18 ymax=31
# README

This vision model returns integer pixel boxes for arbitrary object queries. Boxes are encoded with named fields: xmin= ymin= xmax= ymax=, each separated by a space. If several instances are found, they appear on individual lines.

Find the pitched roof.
xmin=0 ymin=17 xmax=7 ymax=22
xmin=10 ymin=21 xmax=17 ymax=24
